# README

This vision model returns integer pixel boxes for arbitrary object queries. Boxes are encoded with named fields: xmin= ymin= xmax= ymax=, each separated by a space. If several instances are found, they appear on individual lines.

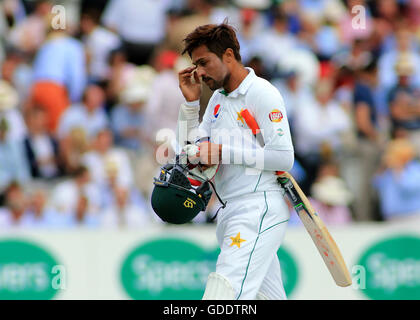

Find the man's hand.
xmin=178 ymin=66 xmax=201 ymax=102
xmin=189 ymin=142 xmax=222 ymax=166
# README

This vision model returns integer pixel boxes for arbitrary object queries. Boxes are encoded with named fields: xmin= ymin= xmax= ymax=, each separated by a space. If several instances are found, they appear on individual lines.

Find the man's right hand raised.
xmin=178 ymin=66 xmax=201 ymax=102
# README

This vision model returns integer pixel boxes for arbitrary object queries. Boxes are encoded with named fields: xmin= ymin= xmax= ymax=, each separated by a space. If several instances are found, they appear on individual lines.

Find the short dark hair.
xmin=81 ymin=8 xmax=101 ymax=25
xmin=182 ymin=22 xmax=241 ymax=62
xmin=362 ymin=58 xmax=377 ymax=74
xmin=72 ymin=165 xmax=89 ymax=178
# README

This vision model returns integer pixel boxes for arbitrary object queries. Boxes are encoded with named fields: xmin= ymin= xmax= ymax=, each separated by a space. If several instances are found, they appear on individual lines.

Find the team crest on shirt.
xmin=236 ymin=108 xmax=245 ymax=127
xmin=269 ymin=109 xmax=283 ymax=123
xmin=229 ymin=232 xmax=246 ymax=248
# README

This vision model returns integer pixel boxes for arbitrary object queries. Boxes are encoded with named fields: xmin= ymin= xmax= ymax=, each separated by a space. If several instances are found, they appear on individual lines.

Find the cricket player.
xmin=177 ymin=23 xmax=294 ymax=300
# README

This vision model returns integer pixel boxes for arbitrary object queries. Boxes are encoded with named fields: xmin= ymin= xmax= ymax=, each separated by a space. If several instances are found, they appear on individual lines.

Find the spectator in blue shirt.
xmin=0 ymin=117 xmax=30 ymax=199
xmin=57 ymin=84 xmax=109 ymax=140
xmin=29 ymin=23 xmax=87 ymax=133
xmin=111 ymin=84 xmax=148 ymax=151
xmin=378 ymin=27 xmax=420 ymax=91
xmin=373 ymin=138 xmax=420 ymax=222
xmin=32 ymin=28 xmax=87 ymax=103
xmin=387 ymin=53 xmax=420 ymax=154
xmin=352 ymin=59 xmax=383 ymax=221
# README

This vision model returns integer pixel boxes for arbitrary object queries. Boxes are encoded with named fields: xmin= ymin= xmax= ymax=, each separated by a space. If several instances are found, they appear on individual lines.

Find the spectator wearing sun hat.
xmin=8 ymin=1 xmax=52 ymax=57
xmin=82 ymin=129 xmax=134 ymax=190
xmin=378 ymin=27 xmax=420 ymax=92
xmin=387 ymin=52 xmax=420 ymax=154
xmin=0 ymin=79 xmax=27 ymax=142
xmin=110 ymin=82 xmax=148 ymax=151
xmin=0 ymin=80 xmax=30 ymax=199
xmin=288 ymin=161 xmax=353 ymax=226
xmin=309 ymin=175 xmax=353 ymax=225
xmin=388 ymin=51 xmax=419 ymax=103
xmin=48 ymin=165 xmax=101 ymax=228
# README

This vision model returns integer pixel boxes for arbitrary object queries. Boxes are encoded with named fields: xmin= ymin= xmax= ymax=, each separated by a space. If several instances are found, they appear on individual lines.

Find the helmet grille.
xmin=168 ymin=167 xmax=192 ymax=190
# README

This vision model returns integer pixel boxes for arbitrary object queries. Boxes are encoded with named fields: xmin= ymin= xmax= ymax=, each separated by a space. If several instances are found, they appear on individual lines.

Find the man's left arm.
xmin=197 ymin=88 xmax=294 ymax=171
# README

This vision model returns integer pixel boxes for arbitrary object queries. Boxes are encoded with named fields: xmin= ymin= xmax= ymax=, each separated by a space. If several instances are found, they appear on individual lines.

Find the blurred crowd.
xmin=1 ymin=0 xmax=420 ymax=229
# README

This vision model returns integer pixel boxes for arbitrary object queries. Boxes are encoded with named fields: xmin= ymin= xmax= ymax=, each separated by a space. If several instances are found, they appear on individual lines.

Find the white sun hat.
xmin=234 ymin=0 xmax=270 ymax=10
xmin=0 ymin=80 xmax=18 ymax=112
xmin=311 ymin=176 xmax=353 ymax=207
xmin=120 ymin=84 xmax=149 ymax=104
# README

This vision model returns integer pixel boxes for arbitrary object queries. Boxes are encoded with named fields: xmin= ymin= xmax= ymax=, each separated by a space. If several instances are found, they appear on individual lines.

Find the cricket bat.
xmin=239 ymin=109 xmax=352 ymax=287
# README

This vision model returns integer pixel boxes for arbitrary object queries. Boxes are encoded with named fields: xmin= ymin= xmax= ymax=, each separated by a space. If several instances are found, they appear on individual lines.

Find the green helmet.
xmin=151 ymin=163 xmax=212 ymax=224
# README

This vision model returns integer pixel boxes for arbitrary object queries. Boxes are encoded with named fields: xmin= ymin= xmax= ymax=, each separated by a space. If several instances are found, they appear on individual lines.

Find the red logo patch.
xmin=269 ymin=109 xmax=283 ymax=123
xmin=214 ymin=104 xmax=221 ymax=118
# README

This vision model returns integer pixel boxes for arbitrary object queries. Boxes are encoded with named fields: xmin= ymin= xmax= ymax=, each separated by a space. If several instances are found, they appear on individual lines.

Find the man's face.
xmin=78 ymin=171 xmax=91 ymax=185
xmin=29 ymin=109 xmax=47 ymax=133
xmin=6 ymin=186 xmax=26 ymax=213
xmin=85 ymin=85 xmax=105 ymax=112
xmin=96 ymin=130 xmax=113 ymax=152
xmin=191 ymin=45 xmax=230 ymax=90
xmin=396 ymin=29 xmax=411 ymax=52
xmin=80 ymin=15 xmax=95 ymax=34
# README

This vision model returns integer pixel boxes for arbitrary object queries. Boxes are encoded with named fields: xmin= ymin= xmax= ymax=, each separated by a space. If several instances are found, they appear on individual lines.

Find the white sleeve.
xmin=221 ymin=83 xmax=294 ymax=171
xmin=176 ymin=97 xmax=213 ymax=148
xmin=222 ymin=143 xmax=294 ymax=171
xmin=250 ymin=86 xmax=294 ymax=152
xmin=176 ymin=100 xmax=200 ymax=147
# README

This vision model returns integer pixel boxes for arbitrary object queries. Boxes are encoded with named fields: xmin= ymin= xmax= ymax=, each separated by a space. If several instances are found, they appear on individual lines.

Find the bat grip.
xmin=277 ymin=175 xmax=302 ymax=207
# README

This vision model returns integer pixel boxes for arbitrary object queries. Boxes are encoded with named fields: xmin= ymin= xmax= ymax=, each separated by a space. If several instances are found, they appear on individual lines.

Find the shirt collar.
xmin=219 ymin=67 xmax=256 ymax=98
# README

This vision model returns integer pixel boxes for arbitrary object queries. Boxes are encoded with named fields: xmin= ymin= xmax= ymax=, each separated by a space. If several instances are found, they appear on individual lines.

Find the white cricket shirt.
xmin=181 ymin=68 xmax=294 ymax=201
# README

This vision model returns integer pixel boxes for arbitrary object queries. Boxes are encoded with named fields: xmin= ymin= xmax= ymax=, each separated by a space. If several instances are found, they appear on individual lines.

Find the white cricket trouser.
xmin=214 ymin=191 xmax=290 ymax=300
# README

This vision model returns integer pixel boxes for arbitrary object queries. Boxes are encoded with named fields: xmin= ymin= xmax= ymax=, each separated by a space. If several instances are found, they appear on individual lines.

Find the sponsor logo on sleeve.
xmin=269 ymin=109 xmax=283 ymax=123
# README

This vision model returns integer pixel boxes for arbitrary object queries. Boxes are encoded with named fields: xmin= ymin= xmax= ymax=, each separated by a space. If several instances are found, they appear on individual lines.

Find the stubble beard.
xmin=206 ymin=72 xmax=231 ymax=91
